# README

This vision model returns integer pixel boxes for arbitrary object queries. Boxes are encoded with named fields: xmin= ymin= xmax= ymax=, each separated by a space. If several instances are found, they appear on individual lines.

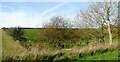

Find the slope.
xmin=2 ymin=30 xmax=30 ymax=60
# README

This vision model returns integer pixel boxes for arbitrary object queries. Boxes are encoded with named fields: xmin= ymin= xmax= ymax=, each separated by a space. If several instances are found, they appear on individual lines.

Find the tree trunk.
xmin=107 ymin=21 xmax=112 ymax=45
xmin=106 ymin=2 xmax=113 ymax=45
xmin=101 ymin=22 xmax=105 ymax=43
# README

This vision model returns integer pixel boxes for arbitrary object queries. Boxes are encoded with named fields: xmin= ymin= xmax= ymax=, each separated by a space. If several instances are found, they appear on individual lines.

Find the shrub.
xmin=39 ymin=28 xmax=80 ymax=48
xmin=8 ymin=27 xmax=25 ymax=41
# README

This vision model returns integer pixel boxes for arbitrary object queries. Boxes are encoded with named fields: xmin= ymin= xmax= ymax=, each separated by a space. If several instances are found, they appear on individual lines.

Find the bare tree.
xmin=43 ymin=16 xmax=73 ymax=28
xmin=41 ymin=16 xmax=78 ymax=48
xmin=76 ymin=2 xmax=118 ymax=45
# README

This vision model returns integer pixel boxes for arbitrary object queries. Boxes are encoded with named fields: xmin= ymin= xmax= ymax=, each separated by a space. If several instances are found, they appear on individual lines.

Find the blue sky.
xmin=0 ymin=2 xmax=89 ymax=28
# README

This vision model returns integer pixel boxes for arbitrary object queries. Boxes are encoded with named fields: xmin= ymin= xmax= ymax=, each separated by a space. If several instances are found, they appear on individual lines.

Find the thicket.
xmin=38 ymin=16 xmax=80 ymax=48
xmin=38 ymin=16 xmax=103 ymax=48
xmin=39 ymin=28 xmax=80 ymax=48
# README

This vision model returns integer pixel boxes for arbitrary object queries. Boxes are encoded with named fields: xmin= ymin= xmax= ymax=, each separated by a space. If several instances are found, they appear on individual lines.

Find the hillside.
xmin=2 ymin=30 xmax=30 ymax=60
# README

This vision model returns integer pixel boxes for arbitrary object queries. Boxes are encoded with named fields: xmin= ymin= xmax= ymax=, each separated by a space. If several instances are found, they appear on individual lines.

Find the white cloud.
xmin=40 ymin=2 xmax=67 ymax=17
xmin=0 ymin=11 xmax=49 ymax=28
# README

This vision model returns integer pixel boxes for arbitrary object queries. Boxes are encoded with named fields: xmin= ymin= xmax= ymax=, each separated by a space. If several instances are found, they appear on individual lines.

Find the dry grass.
xmin=60 ymin=41 xmax=118 ymax=59
xmin=2 ymin=30 xmax=31 ymax=60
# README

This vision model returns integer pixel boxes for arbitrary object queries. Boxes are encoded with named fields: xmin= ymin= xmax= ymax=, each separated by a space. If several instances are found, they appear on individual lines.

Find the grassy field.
xmin=23 ymin=29 xmax=39 ymax=41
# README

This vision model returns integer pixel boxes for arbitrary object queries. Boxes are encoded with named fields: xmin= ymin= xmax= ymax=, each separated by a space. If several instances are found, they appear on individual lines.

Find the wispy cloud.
xmin=0 ymin=2 xmax=89 ymax=28
xmin=2 ymin=5 xmax=15 ymax=10
xmin=0 ymin=2 xmax=68 ymax=28
xmin=40 ymin=2 xmax=67 ymax=17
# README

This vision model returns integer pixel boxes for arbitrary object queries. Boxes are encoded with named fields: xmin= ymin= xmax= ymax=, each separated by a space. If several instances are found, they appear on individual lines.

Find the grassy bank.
xmin=2 ymin=29 xmax=30 ymax=60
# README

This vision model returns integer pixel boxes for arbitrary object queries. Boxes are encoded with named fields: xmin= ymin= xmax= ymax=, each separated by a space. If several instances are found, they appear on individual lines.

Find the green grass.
xmin=23 ymin=29 xmax=39 ymax=41
xmin=78 ymin=49 xmax=118 ymax=60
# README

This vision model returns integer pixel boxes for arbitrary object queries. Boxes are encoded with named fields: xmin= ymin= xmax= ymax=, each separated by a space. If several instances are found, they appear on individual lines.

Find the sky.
xmin=0 ymin=2 xmax=89 ymax=28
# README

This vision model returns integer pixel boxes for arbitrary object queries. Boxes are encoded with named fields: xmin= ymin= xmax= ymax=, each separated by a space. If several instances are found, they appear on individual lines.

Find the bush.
xmin=8 ymin=27 xmax=25 ymax=41
xmin=39 ymin=28 xmax=80 ymax=48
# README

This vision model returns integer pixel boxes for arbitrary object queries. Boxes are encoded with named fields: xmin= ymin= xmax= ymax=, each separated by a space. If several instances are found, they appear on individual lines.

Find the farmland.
xmin=23 ymin=29 xmax=39 ymax=41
